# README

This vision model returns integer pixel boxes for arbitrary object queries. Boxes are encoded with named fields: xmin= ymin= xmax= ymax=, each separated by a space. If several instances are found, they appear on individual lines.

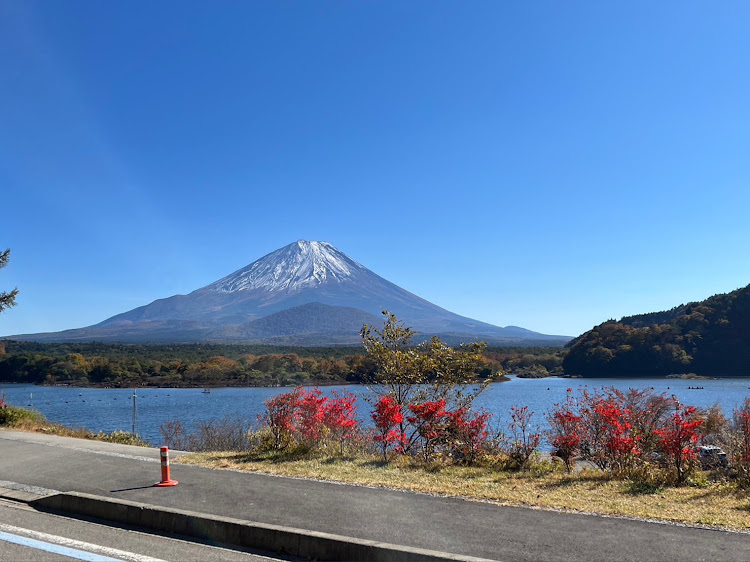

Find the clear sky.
xmin=2 ymin=1 xmax=749 ymax=339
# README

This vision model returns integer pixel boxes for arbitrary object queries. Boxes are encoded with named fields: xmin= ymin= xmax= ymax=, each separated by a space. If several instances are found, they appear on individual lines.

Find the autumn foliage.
xmin=372 ymin=395 xmax=406 ymax=461
xmin=258 ymin=386 xmax=493 ymax=464
xmin=403 ymin=399 xmax=493 ymax=463
xmin=297 ymin=387 xmax=328 ymax=444
xmin=546 ymin=389 xmax=582 ymax=472
xmin=447 ymin=407 xmax=492 ymax=464
xmin=543 ymin=387 xmax=716 ymax=483
xmin=262 ymin=387 xmax=302 ymax=450
xmin=655 ymin=405 xmax=703 ymax=483
xmin=323 ymin=390 xmax=359 ymax=454
xmin=258 ymin=382 xmax=716 ymax=485
xmin=575 ymin=389 xmax=640 ymax=472
xmin=261 ymin=387 xmax=359 ymax=453
xmin=407 ymin=399 xmax=448 ymax=460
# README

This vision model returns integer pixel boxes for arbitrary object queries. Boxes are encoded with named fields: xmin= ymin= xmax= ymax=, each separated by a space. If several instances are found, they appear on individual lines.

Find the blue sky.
xmin=2 ymin=1 xmax=749 ymax=339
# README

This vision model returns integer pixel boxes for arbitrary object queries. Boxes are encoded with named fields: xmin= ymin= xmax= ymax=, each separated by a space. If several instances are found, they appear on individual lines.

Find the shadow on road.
xmin=110 ymin=485 xmax=158 ymax=493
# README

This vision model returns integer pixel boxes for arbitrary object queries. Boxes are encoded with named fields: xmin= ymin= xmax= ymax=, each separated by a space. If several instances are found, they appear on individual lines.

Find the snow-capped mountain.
xmin=207 ymin=241 xmax=366 ymax=293
xmin=7 ymin=241 xmax=570 ymax=345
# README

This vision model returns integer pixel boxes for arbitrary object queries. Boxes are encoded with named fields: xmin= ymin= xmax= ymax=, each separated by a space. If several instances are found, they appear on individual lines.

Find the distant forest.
xmin=563 ymin=283 xmax=750 ymax=377
xmin=0 ymin=341 xmax=566 ymax=387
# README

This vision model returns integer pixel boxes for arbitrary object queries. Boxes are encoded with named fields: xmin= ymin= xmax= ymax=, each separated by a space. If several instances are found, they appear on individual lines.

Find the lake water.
xmin=2 ymin=377 xmax=750 ymax=446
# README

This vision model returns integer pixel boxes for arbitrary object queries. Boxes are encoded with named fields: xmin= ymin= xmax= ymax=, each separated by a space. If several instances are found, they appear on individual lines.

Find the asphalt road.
xmin=1 ymin=429 xmax=750 ymax=561
xmin=0 ymin=497 xmax=296 ymax=561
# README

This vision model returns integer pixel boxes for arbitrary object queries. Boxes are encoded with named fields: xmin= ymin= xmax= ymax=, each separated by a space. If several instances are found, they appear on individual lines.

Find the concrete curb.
xmin=31 ymin=492 xmax=497 ymax=562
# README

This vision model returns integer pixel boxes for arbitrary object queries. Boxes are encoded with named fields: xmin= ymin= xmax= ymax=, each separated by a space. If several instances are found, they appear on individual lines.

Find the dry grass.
xmin=177 ymin=451 xmax=750 ymax=531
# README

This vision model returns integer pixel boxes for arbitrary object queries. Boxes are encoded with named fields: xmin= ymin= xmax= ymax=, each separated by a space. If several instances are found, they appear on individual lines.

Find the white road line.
xmin=0 ymin=480 xmax=60 ymax=496
xmin=53 ymin=446 xmax=159 ymax=463
xmin=0 ymin=523 xmax=165 ymax=562
xmin=0 ymin=435 xmax=159 ymax=462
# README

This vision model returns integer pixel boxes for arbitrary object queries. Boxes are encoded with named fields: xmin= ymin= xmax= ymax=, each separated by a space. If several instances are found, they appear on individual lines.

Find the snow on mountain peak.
xmin=205 ymin=240 xmax=367 ymax=293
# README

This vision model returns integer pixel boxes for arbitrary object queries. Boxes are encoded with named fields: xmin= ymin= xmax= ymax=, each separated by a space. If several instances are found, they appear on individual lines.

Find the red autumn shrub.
xmin=593 ymin=401 xmax=639 ymax=472
xmin=407 ymin=399 xmax=450 ymax=461
xmin=577 ymin=389 xmax=616 ymax=469
xmin=446 ymin=407 xmax=492 ymax=464
xmin=262 ymin=387 xmax=358 ymax=452
xmin=655 ymin=404 xmax=703 ymax=483
xmin=546 ymin=389 xmax=582 ymax=472
xmin=322 ymin=390 xmax=359 ymax=454
xmin=297 ymin=388 xmax=328 ymax=444
xmin=615 ymin=387 xmax=673 ymax=455
xmin=371 ymin=395 xmax=405 ymax=461
xmin=261 ymin=387 xmax=301 ymax=450
xmin=571 ymin=388 xmax=650 ymax=471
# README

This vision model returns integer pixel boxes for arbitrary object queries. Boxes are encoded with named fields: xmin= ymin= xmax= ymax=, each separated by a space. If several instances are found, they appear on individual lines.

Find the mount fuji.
xmin=7 ymin=241 xmax=570 ymax=346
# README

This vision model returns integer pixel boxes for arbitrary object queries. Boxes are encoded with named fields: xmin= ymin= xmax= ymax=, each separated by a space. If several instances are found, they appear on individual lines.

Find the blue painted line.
xmin=0 ymin=530 xmax=123 ymax=561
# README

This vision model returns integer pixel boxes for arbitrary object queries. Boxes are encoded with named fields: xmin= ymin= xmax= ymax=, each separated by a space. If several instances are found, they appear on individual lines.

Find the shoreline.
xmin=0 ymin=374 xmax=513 ymax=390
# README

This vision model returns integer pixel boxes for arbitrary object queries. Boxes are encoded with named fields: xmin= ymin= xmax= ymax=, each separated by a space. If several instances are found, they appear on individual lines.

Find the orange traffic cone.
xmin=154 ymin=446 xmax=178 ymax=487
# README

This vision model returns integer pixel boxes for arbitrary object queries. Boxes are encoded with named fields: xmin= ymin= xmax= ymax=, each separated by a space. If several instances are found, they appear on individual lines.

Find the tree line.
xmin=0 ymin=340 xmax=567 ymax=388
xmin=0 ymin=348 xmax=376 ymax=387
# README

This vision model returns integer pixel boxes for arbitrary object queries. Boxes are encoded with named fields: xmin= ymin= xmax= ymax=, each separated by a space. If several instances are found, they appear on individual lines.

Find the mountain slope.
xmin=563 ymin=283 xmax=750 ymax=376
xmin=208 ymin=302 xmax=381 ymax=345
xmin=7 ymin=240 xmax=570 ymax=345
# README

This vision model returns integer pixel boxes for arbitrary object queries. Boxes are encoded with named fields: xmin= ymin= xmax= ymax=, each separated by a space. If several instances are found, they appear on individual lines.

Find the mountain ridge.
xmin=6 ymin=240 xmax=570 ymax=346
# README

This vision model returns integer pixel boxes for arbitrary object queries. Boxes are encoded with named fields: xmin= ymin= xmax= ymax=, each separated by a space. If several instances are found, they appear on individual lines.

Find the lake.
xmin=2 ymin=377 xmax=750 ymax=446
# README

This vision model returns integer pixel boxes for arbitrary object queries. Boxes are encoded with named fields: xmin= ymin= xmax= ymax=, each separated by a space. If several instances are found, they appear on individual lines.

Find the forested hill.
xmin=0 ymin=341 xmax=563 ymax=388
xmin=563 ymin=283 xmax=750 ymax=377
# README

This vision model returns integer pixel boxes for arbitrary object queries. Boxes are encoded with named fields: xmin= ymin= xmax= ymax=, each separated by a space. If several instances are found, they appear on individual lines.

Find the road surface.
xmin=1 ymin=429 xmax=749 ymax=561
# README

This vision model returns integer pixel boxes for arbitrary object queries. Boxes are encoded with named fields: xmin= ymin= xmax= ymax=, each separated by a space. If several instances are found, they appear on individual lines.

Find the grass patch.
xmin=176 ymin=450 xmax=750 ymax=531
xmin=624 ymin=480 xmax=665 ymax=495
xmin=0 ymin=405 xmax=46 ymax=426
